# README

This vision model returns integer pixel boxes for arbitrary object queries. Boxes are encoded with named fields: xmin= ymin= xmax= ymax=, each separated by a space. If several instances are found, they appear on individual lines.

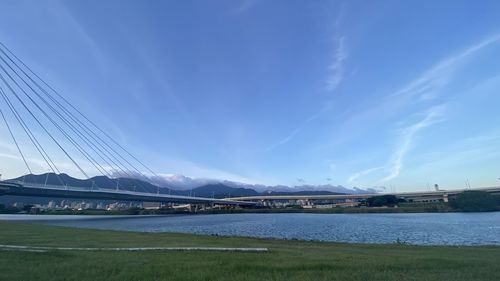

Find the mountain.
xmin=7 ymin=173 xmax=260 ymax=198
xmin=267 ymin=184 xmax=381 ymax=195
xmin=148 ymin=174 xmax=380 ymax=194
xmin=147 ymin=174 xmax=221 ymax=191
xmin=191 ymin=184 xmax=259 ymax=198
xmin=261 ymin=190 xmax=344 ymax=196
xmin=7 ymin=173 xmax=379 ymax=199
xmin=9 ymin=173 xmax=175 ymax=194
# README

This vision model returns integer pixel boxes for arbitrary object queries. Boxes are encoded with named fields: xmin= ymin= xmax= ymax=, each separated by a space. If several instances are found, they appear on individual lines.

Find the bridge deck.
xmin=228 ymin=187 xmax=500 ymax=201
xmin=0 ymin=181 xmax=255 ymax=206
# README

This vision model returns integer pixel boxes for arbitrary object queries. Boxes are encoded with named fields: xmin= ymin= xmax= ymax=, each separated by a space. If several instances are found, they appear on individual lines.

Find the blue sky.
xmin=0 ymin=0 xmax=500 ymax=191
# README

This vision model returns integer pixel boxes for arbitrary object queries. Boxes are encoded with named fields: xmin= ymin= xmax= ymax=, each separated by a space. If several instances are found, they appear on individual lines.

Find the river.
xmin=1 ymin=212 xmax=499 ymax=245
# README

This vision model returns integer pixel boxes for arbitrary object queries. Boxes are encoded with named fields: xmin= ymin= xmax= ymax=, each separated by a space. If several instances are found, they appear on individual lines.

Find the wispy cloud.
xmin=325 ymin=36 xmax=348 ymax=91
xmin=411 ymin=131 xmax=500 ymax=177
xmin=154 ymin=156 xmax=264 ymax=186
xmin=264 ymin=104 xmax=330 ymax=152
xmin=54 ymin=2 xmax=108 ymax=75
xmin=377 ymin=34 xmax=500 ymax=181
xmin=325 ymin=2 xmax=348 ymax=92
xmin=392 ymin=33 xmax=500 ymax=101
xmin=265 ymin=127 xmax=302 ymax=152
xmin=381 ymin=106 xmax=446 ymax=182
xmin=347 ymin=166 xmax=384 ymax=183
xmin=345 ymin=106 xmax=446 ymax=185
xmin=0 ymin=151 xmax=79 ymax=175
xmin=265 ymin=5 xmax=348 ymax=152
xmin=231 ymin=0 xmax=258 ymax=14
xmin=344 ymin=34 xmax=500 ymax=185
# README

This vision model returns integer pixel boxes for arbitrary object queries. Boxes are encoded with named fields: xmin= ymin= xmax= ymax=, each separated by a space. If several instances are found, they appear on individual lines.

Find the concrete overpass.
xmin=229 ymin=186 xmax=500 ymax=205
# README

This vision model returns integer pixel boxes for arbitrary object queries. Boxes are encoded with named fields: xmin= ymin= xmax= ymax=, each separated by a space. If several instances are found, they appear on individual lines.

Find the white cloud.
xmin=345 ymin=106 xmax=446 ymax=185
xmin=392 ymin=34 xmax=500 ymax=101
xmin=325 ymin=36 xmax=348 ymax=91
xmin=381 ymin=106 xmax=446 ymax=182
xmin=231 ymin=0 xmax=258 ymax=14
xmin=325 ymin=2 xmax=348 ymax=92
xmin=53 ymin=1 xmax=108 ymax=75
xmin=264 ymin=127 xmax=302 ymax=152
xmin=264 ymin=104 xmax=331 ymax=152
xmin=377 ymin=34 xmax=500 ymax=181
xmin=347 ymin=166 xmax=384 ymax=183
xmin=413 ymin=131 xmax=500 ymax=172
xmin=264 ymin=6 xmax=348 ymax=152
xmin=152 ymin=156 xmax=265 ymax=186
xmin=346 ymin=34 xmax=500 ymax=185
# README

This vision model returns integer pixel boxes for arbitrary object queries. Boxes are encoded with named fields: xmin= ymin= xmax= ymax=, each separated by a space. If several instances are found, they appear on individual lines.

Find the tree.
xmin=367 ymin=195 xmax=399 ymax=207
xmin=495 ymin=195 xmax=500 ymax=206
xmin=22 ymin=204 xmax=34 ymax=212
xmin=0 ymin=204 xmax=20 ymax=214
xmin=449 ymin=191 xmax=498 ymax=212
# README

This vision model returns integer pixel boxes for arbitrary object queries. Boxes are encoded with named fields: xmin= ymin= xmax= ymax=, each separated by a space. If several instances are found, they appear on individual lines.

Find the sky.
xmin=0 ymin=0 xmax=500 ymax=192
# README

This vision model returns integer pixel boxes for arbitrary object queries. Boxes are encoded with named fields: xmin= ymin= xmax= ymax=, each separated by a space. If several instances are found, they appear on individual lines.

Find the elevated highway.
xmin=229 ymin=186 xmax=500 ymax=203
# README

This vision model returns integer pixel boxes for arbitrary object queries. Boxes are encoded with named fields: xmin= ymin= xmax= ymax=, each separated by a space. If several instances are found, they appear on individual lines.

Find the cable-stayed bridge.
xmin=0 ymin=42 xmax=253 ymax=207
xmin=0 ymin=181 xmax=254 ymax=206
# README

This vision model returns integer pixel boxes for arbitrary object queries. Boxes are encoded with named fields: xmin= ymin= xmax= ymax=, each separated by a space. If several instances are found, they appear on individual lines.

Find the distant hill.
xmin=148 ymin=174 xmax=380 ymax=194
xmin=4 ymin=173 xmax=349 ymax=202
xmin=190 ymin=184 xmax=259 ymax=198
xmin=9 ymin=173 xmax=174 ymax=195
xmin=260 ymin=190 xmax=345 ymax=196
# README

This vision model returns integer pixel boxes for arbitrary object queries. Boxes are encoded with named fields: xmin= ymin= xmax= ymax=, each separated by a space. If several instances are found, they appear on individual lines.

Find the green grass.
xmin=0 ymin=221 xmax=499 ymax=281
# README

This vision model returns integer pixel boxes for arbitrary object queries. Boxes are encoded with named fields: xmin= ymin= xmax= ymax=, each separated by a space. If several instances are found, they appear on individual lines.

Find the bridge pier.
xmin=442 ymin=193 xmax=449 ymax=203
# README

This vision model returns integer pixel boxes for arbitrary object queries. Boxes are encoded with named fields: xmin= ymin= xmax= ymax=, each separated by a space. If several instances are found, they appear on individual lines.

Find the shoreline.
xmin=3 ymin=204 xmax=498 ymax=216
xmin=2 ymin=212 xmax=499 ymax=247
xmin=2 ymin=219 xmax=500 ymax=247
xmin=1 ymin=221 xmax=499 ymax=281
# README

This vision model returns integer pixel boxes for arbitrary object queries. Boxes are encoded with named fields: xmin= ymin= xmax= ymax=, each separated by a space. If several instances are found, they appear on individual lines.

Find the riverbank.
xmin=2 ymin=202 xmax=461 ymax=216
xmin=0 ymin=221 xmax=499 ymax=281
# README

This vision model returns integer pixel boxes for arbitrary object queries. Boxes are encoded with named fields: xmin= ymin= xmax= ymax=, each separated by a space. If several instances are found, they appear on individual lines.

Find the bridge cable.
xmin=0 ymin=42 xmax=162 ymax=179
xmin=0 ymin=53 xmax=114 ymax=180
xmin=0 ymin=42 xmax=165 ymax=193
xmin=0 ymin=86 xmax=58 ymax=174
xmin=0 ymin=43 xmax=160 ymax=194
xmin=0 ymin=95 xmax=32 ymax=175
xmin=0 ymin=62 xmax=149 ymax=193
xmin=0 ymin=87 xmax=66 ymax=186
xmin=0 ymin=68 xmax=90 ymax=179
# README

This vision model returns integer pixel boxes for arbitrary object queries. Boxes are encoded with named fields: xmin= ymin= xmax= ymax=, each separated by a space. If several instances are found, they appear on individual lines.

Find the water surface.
xmin=2 ymin=212 xmax=499 ymax=245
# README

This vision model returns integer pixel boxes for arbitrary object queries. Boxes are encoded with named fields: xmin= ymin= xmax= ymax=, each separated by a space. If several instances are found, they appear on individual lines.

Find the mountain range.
xmin=143 ymin=173 xmax=381 ymax=194
xmin=8 ymin=173 xmax=379 ymax=198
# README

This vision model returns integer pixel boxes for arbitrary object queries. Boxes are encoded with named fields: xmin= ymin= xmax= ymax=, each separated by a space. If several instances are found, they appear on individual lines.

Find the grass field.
xmin=0 ymin=221 xmax=499 ymax=281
